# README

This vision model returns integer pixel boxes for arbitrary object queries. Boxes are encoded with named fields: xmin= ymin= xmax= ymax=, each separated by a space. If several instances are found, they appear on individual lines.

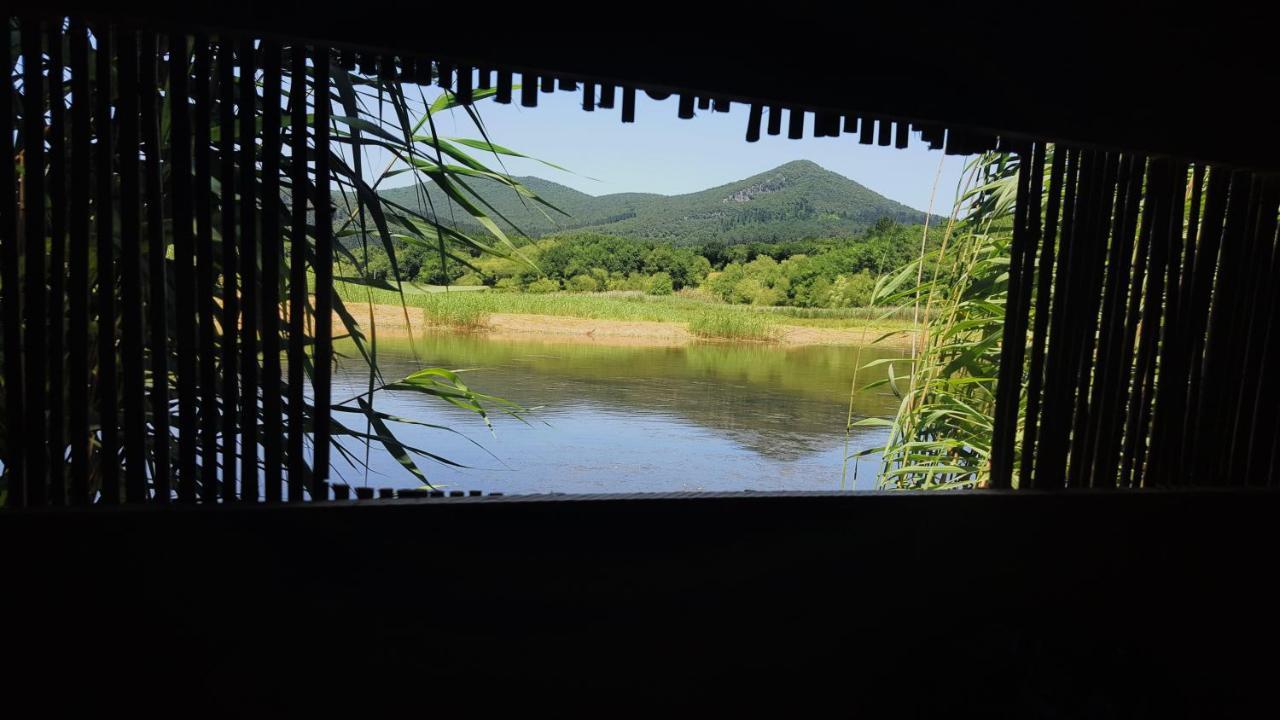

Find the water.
xmin=331 ymin=332 xmax=905 ymax=493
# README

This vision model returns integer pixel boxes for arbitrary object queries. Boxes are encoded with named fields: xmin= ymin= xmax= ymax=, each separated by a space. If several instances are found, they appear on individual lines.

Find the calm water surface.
xmin=331 ymin=332 xmax=904 ymax=493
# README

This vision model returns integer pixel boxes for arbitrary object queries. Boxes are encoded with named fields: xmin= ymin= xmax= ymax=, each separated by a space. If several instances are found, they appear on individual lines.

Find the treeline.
xmin=349 ymin=218 xmax=942 ymax=309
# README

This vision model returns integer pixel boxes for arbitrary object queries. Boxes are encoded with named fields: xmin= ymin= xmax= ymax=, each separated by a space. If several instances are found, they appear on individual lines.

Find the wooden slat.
xmin=455 ymin=65 xmax=472 ymax=105
xmin=520 ymin=72 xmax=537 ymax=107
xmin=116 ymin=28 xmax=148 ymax=503
xmin=21 ymin=19 xmax=49 ymax=506
xmin=140 ymin=31 xmax=170 ymax=501
xmin=171 ymin=34 xmax=198 ymax=501
xmin=496 ymin=69 xmax=512 ymax=104
xmin=1191 ymin=172 xmax=1252 ymax=484
xmin=1031 ymin=149 xmax=1081 ymax=488
xmin=194 ymin=36 xmax=219 ymax=501
xmin=989 ymin=142 xmax=1038 ymax=489
xmin=1018 ymin=148 xmax=1066 ymax=488
xmin=218 ymin=38 xmax=239 ymax=502
xmin=677 ymin=93 xmax=693 ymax=119
xmin=745 ymin=104 xmax=762 ymax=142
xmin=1 ymin=17 xmax=24 ymax=504
xmin=260 ymin=41 xmax=284 ymax=502
xmin=621 ymin=86 xmax=635 ymax=123
xmin=47 ymin=21 xmax=67 ymax=504
xmin=312 ymin=47 xmax=333 ymax=497
xmin=287 ymin=44 xmax=310 ymax=501
xmin=66 ymin=19 xmax=91 ymax=505
xmin=239 ymin=37 xmax=259 ymax=500
xmin=1083 ymin=154 xmax=1143 ymax=488
xmin=787 ymin=108 xmax=803 ymax=140
xmin=94 ymin=22 xmax=120 ymax=504
xmin=1115 ymin=159 xmax=1164 ymax=488
xmin=1065 ymin=152 xmax=1119 ymax=488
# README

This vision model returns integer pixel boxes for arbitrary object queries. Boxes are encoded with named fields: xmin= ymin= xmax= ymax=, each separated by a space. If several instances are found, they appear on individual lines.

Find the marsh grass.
xmin=336 ymin=277 xmax=918 ymax=337
xmin=688 ymin=311 xmax=779 ymax=341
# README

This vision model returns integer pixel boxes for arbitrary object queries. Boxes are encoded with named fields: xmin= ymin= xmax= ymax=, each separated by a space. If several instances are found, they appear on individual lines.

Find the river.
xmin=330 ymin=332 xmax=905 ymax=493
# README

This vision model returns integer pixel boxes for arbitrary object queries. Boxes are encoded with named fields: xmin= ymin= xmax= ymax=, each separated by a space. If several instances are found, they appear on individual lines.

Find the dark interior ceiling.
xmin=38 ymin=4 xmax=1280 ymax=169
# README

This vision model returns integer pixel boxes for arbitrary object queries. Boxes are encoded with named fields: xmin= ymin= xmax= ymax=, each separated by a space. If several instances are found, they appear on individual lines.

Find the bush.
xmin=494 ymin=277 xmax=520 ymax=291
xmin=827 ymin=271 xmax=876 ymax=308
xmin=567 ymin=274 xmax=600 ymax=292
xmin=646 ymin=272 xmax=674 ymax=296
xmin=675 ymin=286 xmax=720 ymax=303
xmin=525 ymin=277 xmax=561 ymax=294
xmin=454 ymin=272 xmax=486 ymax=286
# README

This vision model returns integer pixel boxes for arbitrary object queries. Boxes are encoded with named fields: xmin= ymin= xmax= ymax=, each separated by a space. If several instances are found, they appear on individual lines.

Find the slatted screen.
xmin=2 ymin=13 xmax=1276 ymax=507
xmin=991 ymin=147 xmax=1280 ymax=488
xmin=2 ymin=17 xmax=335 ymax=506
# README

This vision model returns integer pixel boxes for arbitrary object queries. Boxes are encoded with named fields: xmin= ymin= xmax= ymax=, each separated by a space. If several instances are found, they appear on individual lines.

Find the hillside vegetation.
xmin=365 ymin=159 xmax=931 ymax=245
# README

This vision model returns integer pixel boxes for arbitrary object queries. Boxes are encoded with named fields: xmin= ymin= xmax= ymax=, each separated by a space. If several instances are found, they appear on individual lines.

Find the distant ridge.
xmin=374 ymin=160 xmax=931 ymax=245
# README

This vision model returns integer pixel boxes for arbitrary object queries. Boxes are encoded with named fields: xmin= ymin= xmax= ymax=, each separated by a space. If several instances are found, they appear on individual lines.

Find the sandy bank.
xmin=333 ymin=303 xmax=918 ymax=349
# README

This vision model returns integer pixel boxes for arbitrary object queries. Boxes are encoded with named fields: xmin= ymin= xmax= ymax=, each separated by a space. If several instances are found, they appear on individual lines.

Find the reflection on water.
xmin=331 ymin=332 xmax=905 ymax=493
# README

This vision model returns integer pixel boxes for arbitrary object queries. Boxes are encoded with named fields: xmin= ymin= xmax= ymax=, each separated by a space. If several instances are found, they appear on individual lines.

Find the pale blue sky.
xmin=401 ymin=90 xmax=968 ymax=214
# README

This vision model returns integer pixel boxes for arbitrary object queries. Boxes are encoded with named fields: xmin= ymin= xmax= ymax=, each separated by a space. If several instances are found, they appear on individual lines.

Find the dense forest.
xmin=346 ymin=217 xmax=943 ymax=309
xmin=365 ymin=159 xmax=932 ymax=245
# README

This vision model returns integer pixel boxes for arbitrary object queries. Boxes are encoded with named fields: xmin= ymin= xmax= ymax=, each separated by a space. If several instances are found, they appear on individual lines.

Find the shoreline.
xmin=335 ymin=302 xmax=919 ymax=349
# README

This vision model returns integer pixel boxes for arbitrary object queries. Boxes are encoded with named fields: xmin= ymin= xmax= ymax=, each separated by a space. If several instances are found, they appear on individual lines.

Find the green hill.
xmin=371 ymin=160 xmax=930 ymax=246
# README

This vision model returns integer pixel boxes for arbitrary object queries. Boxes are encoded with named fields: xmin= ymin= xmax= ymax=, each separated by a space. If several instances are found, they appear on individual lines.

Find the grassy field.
xmin=333 ymin=279 xmax=918 ymax=340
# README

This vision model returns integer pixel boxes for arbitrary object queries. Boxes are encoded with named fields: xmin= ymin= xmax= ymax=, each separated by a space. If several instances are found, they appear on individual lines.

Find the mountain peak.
xmin=377 ymin=161 xmax=929 ymax=245
xmin=771 ymin=159 xmax=826 ymax=172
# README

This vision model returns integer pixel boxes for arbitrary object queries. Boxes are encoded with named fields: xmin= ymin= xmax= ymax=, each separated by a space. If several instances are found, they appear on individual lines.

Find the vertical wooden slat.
xmin=894 ymin=121 xmax=909 ymax=149
xmin=598 ymin=83 xmax=615 ymax=109
xmin=287 ymin=44 xmax=310 ymax=501
xmin=858 ymin=117 xmax=875 ymax=145
xmin=581 ymin=81 xmax=595 ymax=111
xmin=239 ymin=37 xmax=260 ymax=499
xmin=1146 ymin=162 xmax=1193 ymax=485
xmin=194 ymin=36 xmax=219 ymax=501
xmin=455 ymin=64 xmax=472 ymax=105
xmin=1168 ymin=165 xmax=1205 ymax=484
xmin=139 ymin=31 xmax=170 ymax=500
xmin=1065 ymin=152 xmax=1119 ymax=488
xmin=520 ymin=72 xmax=537 ymax=107
xmin=760 ymin=106 xmax=779 ymax=136
xmin=745 ymin=104 xmax=762 ymax=142
xmin=218 ymin=38 xmax=239 ymax=501
xmin=1191 ymin=172 xmax=1253 ymax=484
xmin=1225 ymin=179 xmax=1277 ymax=482
xmin=1032 ymin=148 xmax=1081 ymax=488
xmin=787 ymin=108 xmax=804 ymax=139
xmin=1083 ymin=154 xmax=1143 ymax=488
xmin=216 ymin=39 xmax=239 ymax=499
xmin=46 ymin=21 xmax=67 ymax=504
xmin=1 ymin=17 xmax=24 ymax=504
xmin=1179 ymin=168 xmax=1229 ymax=483
xmin=171 ymin=34 xmax=198 ymax=501
xmin=66 ymin=19 xmax=91 ymax=505
xmin=260 ymin=41 xmax=284 ymax=502
xmin=1243 ymin=185 xmax=1280 ymax=481
xmin=94 ymin=22 xmax=120 ymax=504
xmin=677 ymin=93 xmax=693 ymax=119
xmin=1018 ymin=148 xmax=1065 ymax=487
xmin=989 ymin=142 xmax=1038 ymax=489
xmin=495 ymin=69 xmax=512 ymax=104
xmin=116 ymin=28 xmax=148 ymax=503
xmin=312 ymin=47 xmax=333 ymax=497
xmin=21 ymin=19 xmax=49 ymax=506
xmin=1116 ymin=160 xmax=1166 ymax=488
xmin=620 ymin=86 xmax=635 ymax=123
